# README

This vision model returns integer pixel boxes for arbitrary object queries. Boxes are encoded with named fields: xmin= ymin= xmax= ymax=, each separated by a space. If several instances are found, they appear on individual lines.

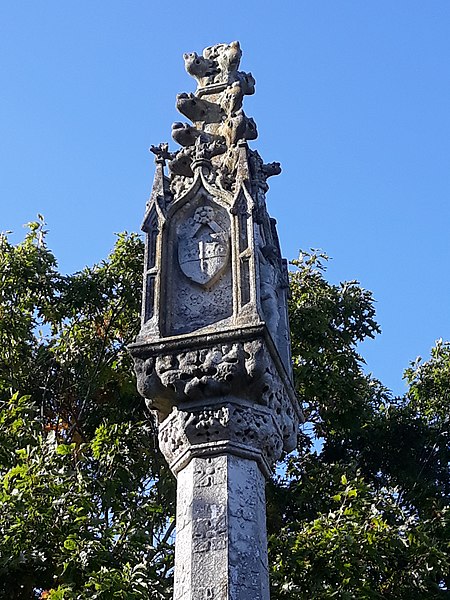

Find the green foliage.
xmin=288 ymin=250 xmax=381 ymax=442
xmin=1 ymin=228 xmax=449 ymax=598
xmin=0 ymin=222 xmax=175 ymax=599
xmin=268 ymin=251 xmax=450 ymax=598
xmin=0 ymin=217 xmax=59 ymax=399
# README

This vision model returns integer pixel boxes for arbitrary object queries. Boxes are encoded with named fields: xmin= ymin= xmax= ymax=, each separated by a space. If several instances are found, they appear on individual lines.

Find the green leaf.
xmin=56 ymin=443 xmax=75 ymax=456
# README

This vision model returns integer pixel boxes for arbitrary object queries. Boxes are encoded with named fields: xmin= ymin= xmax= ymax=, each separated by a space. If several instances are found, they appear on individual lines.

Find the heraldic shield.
xmin=178 ymin=205 xmax=230 ymax=286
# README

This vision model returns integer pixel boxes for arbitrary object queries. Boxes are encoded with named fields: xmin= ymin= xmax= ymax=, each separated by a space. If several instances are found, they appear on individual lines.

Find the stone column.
xmin=131 ymin=330 xmax=300 ymax=600
xmin=130 ymin=42 xmax=302 ymax=600
xmin=174 ymin=455 xmax=269 ymax=600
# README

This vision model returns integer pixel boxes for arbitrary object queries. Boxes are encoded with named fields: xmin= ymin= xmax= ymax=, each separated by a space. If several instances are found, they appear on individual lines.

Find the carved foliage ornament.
xmin=158 ymin=403 xmax=283 ymax=473
xmin=132 ymin=337 xmax=299 ymax=454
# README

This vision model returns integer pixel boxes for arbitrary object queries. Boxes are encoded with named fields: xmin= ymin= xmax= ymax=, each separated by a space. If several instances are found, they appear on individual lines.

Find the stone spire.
xmin=129 ymin=41 xmax=302 ymax=600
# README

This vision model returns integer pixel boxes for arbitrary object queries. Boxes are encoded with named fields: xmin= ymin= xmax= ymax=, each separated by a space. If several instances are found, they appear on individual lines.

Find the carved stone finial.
xmin=162 ymin=42 xmax=283 ymax=207
xmin=136 ymin=40 xmax=293 ymax=395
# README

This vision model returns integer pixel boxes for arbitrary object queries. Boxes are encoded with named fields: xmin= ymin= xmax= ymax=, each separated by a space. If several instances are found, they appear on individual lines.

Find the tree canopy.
xmin=0 ymin=220 xmax=448 ymax=598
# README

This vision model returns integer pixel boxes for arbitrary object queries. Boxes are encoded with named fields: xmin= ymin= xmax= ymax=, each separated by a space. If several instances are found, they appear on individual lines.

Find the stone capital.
xmin=159 ymin=402 xmax=283 ymax=477
xmin=129 ymin=325 xmax=301 ymax=476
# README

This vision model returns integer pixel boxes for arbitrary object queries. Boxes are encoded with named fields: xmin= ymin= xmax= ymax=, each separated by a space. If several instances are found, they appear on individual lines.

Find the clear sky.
xmin=1 ymin=1 xmax=450 ymax=396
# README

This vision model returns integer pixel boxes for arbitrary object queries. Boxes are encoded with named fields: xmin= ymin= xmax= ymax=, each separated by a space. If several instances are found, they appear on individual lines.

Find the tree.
xmin=0 ymin=224 xmax=449 ymax=598
xmin=0 ymin=219 xmax=175 ymax=599
xmin=268 ymin=251 xmax=450 ymax=598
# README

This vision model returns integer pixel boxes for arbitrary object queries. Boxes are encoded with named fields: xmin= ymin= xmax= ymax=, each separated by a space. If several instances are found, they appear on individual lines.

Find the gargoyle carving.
xmin=172 ymin=122 xmax=225 ymax=148
xmin=168 ymin=148 xmax=194 ymax=177
xmin=183 ymin=52 xmax=218 ymax=88
xmin=219 ymin=111 xmax=258 ymax=147
xmin=176 ymin=93 xmax=224 ymax=124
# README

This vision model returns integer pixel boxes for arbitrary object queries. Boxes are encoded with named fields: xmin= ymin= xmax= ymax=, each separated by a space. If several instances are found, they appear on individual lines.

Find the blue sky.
xmin=2 ymin=1 xmax=450 ymax=395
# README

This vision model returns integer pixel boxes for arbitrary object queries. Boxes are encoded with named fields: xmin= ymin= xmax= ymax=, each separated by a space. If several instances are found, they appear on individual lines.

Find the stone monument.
xmin=129 ymin=41 xmax=302 ymax=600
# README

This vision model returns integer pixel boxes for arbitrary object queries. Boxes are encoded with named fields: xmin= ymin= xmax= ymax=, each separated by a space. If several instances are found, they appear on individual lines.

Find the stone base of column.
xmin=175 ymin=454 xmax=269 ymax=600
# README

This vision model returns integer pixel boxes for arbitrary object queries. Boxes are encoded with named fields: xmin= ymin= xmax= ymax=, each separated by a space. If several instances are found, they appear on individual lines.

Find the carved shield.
xmin=178 ymin=208 xmax=230 ymax=286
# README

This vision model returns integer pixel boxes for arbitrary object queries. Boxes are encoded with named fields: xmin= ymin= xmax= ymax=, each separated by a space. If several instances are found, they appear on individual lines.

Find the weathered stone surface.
xmin=158 ymin=403 xmax=283 ymax=477
xmin=130 ymin=42 xmax=302 ymax=600
xmin=129 ymin=329 xmax=299 ymax=462
xmin=174 ymin=455 xmax=269 ymax=600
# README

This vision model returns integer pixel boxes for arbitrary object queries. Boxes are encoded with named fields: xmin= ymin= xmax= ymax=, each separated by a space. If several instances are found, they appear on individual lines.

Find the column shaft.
xmin=174 ymin=455 xmax=269 ymax=600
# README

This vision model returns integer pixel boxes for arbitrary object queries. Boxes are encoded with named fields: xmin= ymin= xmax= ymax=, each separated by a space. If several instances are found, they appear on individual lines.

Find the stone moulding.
xmin=129 ymin=324 xmax=302 ymax=475
xmin=158 ymin=403 xmax=283 ymax=478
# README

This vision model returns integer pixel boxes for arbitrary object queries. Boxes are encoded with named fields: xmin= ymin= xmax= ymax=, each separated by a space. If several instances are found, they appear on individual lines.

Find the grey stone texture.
xmin=129 ymin=41 xmax=302 ymax=600
xmin=175 ymin=455 xmax=269 ymax=600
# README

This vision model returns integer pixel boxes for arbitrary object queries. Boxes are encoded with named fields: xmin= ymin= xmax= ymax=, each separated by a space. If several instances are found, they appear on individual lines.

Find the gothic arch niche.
xmin=233 ymin=190 xmax=252 ymax=310
xmin=143 ymin=206 xmax=159 ymax=324
xmin=165 ymin=191 xmax=233 ymax=335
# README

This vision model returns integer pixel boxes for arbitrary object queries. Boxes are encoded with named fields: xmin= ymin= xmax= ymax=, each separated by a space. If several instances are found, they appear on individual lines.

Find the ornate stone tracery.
xmin=130 ymin=41 xmax=302 ymax=600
